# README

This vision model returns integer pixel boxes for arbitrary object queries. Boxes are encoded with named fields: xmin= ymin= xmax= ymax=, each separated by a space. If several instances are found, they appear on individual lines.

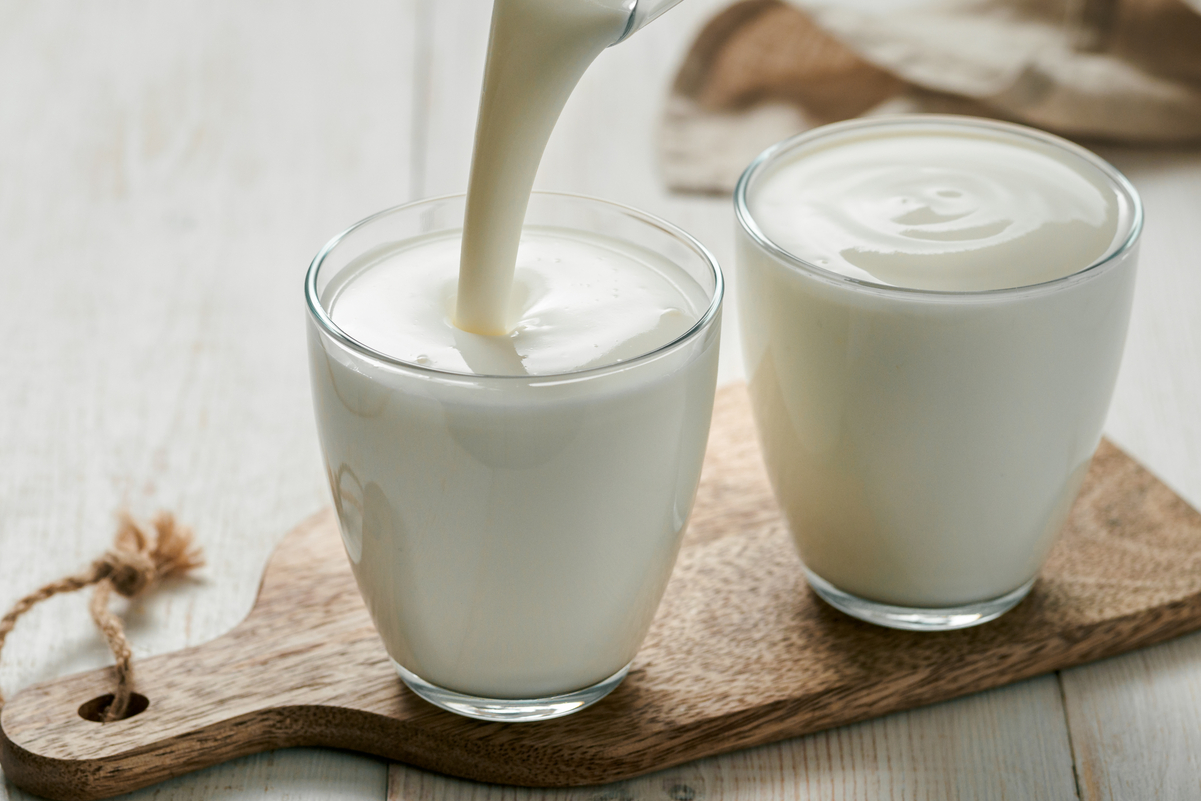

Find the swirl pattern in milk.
xmin=750 ymin=130 xmax=1123 ymax=290
xmin=325 ymin=227 xmax=703 ymax=376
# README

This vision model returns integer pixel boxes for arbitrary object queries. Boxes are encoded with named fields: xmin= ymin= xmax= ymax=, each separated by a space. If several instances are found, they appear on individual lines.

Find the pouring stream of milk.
xmin=454 ymin=0 xmax=635 ymax=335
xmin=331 ymin=0 xmax=700 ymax=377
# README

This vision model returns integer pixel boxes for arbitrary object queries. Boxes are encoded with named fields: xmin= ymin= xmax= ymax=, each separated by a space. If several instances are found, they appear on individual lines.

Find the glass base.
xmin=804 ymin=568 xmax=1035 ymax=631
xmin=394 ymin=661 xmax=631 ymax=722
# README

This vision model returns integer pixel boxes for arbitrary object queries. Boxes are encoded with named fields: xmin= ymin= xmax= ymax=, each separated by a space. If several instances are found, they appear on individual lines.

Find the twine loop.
xmin=0 ymin=512 xmax=203 ymax=722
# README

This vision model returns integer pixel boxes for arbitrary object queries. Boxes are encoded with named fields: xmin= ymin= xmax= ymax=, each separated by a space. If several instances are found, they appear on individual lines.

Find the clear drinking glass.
xmin=306 ymin=193 xmax=722 ymax=720
xmin=734 ymin=116 xmax=1142 ymax=631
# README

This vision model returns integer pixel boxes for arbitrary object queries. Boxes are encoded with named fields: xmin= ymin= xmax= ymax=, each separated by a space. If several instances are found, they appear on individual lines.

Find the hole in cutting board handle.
xmin=78 ymin=693 xmax=150 ymax=722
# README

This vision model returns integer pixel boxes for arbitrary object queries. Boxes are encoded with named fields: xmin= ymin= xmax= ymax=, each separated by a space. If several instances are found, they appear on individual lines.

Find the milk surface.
xmin=330 ymin=228 xmax=701 ymax=376
xmin=750 ymin=129 xmax=1122 ymax=291
xmin=456 ymin=0 xmax=633 ymax=334
xmin=738 ymin=121 xmax=1137 ymax=608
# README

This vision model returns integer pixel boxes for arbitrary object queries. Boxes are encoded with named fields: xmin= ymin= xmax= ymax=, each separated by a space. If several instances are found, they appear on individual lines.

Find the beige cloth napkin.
xmin=660 ymin=0 xmax=1201 ymax=193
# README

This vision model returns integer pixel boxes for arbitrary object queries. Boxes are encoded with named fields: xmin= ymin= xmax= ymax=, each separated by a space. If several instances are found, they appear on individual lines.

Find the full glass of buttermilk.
xmin=735 ymin=115 xmax=1143 ymax=631
xmin=306 ymin=192 xmax=722 ymax=721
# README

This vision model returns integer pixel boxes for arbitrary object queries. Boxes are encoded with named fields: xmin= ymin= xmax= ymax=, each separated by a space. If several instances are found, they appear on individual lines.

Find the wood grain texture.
xmin=389 ymin=674 xmax=1078 ymax=801
xmin=4 ymin=383 xmax=1201 ymax=801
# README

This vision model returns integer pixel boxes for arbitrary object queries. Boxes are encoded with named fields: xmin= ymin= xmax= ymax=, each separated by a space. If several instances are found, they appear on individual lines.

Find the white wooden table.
xmin=2 ymin=2 xmax=1200 ymax=798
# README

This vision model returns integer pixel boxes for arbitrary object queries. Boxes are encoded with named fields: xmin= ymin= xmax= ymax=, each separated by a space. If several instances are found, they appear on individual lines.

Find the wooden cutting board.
xmin=5 ymin=384 xmax=1201 ymax=800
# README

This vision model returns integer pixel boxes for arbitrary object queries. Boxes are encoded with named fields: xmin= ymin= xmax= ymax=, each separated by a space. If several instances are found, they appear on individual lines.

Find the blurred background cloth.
xmin=660 ymin=0 xmax=1201 ymax=193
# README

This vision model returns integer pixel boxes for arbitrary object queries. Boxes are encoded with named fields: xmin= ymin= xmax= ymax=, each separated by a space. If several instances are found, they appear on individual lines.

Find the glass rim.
xmin=733 ymin=114 xmax=1145 ymax=300
xmin=305 ymin=191 xmax=724 ymax=381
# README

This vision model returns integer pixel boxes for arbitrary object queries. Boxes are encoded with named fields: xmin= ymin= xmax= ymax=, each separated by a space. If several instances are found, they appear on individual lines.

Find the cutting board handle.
xmin=0 ymin=511 xmax=402 ymax=801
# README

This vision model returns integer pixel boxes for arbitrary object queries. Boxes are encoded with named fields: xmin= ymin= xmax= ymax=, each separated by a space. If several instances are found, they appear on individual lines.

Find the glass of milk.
xmin=735 ymin=115 xmax=1142 ymax=631
xmin=305 ymin=192 xmax=722 ymax=720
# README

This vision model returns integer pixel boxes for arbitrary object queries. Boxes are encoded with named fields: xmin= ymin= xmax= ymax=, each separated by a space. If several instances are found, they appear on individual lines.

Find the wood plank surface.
xmin=0 ymin=1 xmax=416 ymax=798
xmin=1058 ymin=147 xmax=1201 ymax=801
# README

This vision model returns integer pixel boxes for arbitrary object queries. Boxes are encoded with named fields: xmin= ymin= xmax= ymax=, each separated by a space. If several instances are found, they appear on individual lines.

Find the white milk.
xmin=750 ymin=129 xmax=1120 ymax=291
xmin=737 ymin=119 xmax=1138 ymax=609
xmin=309 ymin=219 xmax=719 ymax=699
xmin=455 ymin=0 xmax=633 ymax=334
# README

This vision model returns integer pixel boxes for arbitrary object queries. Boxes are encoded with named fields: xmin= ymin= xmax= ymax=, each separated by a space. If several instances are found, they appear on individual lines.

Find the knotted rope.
xmin=0 ymin=513 xmax=203 ymax=722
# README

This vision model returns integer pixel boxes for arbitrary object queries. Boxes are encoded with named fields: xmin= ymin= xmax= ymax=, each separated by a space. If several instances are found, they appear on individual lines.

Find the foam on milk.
xmin=750 ymin=129 xmax=1122 ymax=291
